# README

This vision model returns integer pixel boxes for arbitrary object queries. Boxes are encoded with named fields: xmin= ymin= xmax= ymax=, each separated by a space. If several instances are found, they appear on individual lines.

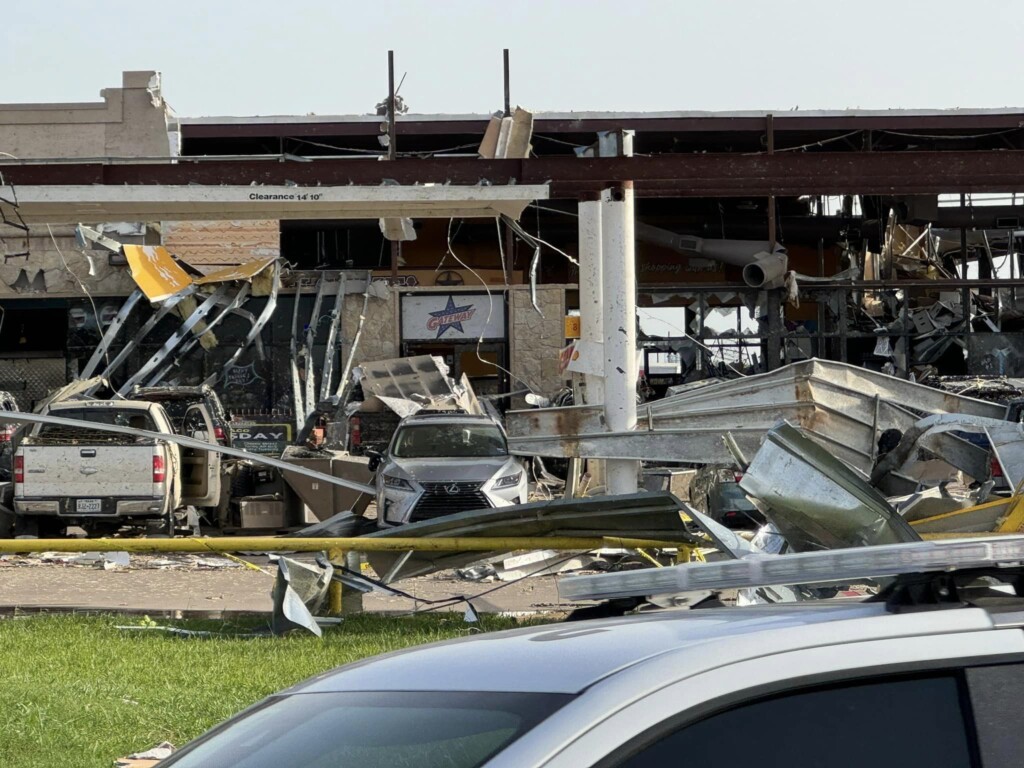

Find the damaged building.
xmin=1 ymin=69 xmax=1024 ymax=451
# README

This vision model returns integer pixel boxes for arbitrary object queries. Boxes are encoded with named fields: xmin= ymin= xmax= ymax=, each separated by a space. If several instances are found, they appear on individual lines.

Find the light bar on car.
xmin=558 ymin=536 xmax=1024 ymax=601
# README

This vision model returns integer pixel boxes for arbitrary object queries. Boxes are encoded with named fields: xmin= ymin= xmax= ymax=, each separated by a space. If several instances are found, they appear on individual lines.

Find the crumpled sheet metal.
xmin=507 ymin=359 xmax=1004 ymax=473
xmin=270 ymin=555 xmax=334 ymax=637
xmin=986 ymin=422 xmax=1024 ymax=492
xmin=739 ymin=422 xmax=920 ymax=552
xmin=284 ymin=510 xmax=366 ymax=539
xmin=358 ymin=355 xmax=456 ymax=401
xmin=363 ymin=491 xmax=698 ymax=583
xmin=355 ymin=354 xmax=479 ymax=418
xmin=870 ymin=413 xmax=1012 ymax=486
xmin=194 ymin=255 xmax=277 ymax=285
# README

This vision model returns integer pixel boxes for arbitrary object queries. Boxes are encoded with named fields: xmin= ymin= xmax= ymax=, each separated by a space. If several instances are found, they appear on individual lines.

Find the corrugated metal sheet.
xmin=508 ymin=359 xmax=1006 ymax=473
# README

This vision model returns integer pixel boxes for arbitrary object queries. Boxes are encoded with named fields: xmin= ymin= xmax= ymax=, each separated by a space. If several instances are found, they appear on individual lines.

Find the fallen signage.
xmin=229 ymin=420 xmax=293 ymax=456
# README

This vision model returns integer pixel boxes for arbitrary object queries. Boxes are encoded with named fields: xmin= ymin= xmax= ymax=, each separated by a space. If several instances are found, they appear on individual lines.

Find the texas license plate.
xmin=76 ymin=499 xmax=102 ymax=513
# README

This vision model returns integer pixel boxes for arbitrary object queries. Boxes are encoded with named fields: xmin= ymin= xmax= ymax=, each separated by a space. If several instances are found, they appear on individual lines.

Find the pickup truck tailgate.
xmin=19 ymin=445 xmax=156 ymax=498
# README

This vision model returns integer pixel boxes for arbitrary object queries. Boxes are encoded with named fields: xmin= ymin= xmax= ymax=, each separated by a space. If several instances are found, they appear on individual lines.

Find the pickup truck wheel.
xmin=0 ymin=507 xmax=15 ymax=538
xmin=16 ymin=517 xmax=65 ymax=538
xmin=14 ymin=515 xmax=38 ymax=538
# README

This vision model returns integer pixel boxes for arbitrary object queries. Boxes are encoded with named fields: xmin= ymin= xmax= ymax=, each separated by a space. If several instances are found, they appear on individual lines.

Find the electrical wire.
xmin=502 ymin=214 xmax=579 ymax=266
xmin=443 ymin=217 xmax=540 ymax=394
xmin=744 ymin=129 xmax=863 ymax=156
xmin=878 ymin=127 xmax=1022 ymax=141
xmin=532 ymin=134 xmax=590 ymax=150
xmin=776 ymin=129 xmax=863 ymax=153
xmin=336 ymin=548 xmax=598 ymax=616
xmin=495 ymin=217 xmax=509 ymax=288
xmin=286 ymin=137 xmax=383 ymax=155
xmin=529 ymin=203 xmax=577 ymax=218
xmin=636 ymin=307 xmax=749 ymax=377
xmin=287 ymin=136 xmax=481 ymax=158
xmin=46 ymin=223 xmax=111 ymax=372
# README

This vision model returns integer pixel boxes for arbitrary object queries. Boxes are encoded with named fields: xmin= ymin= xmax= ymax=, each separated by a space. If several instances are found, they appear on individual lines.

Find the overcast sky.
xmin=4 ymin=1 xmax=1023 ymax=118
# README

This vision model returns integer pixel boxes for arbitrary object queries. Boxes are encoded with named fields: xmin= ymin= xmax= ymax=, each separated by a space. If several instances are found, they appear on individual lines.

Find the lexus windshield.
xmin=392 ymin=423 xmax=508 ymax=458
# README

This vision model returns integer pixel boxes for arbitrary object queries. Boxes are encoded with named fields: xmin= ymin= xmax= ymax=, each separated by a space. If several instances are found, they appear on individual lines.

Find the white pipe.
xmin=578 ymin=200 xmax=604 ymax=406
xmin=633 ymin=223 xmax=787 ymax=287
xmin=601 ymin=185 xmax=639 ymax=494
xmin=742 ymin=251 xmax=788 ymax=288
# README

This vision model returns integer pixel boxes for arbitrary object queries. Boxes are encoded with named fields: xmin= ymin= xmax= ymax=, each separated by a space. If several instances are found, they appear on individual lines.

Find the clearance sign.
xmin=401 ymin=294 xmax=506 ymax=341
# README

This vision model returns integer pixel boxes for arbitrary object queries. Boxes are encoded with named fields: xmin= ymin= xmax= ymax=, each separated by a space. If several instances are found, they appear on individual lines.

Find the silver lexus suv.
xmin=368 ymin=412 xmax=528 ymax=527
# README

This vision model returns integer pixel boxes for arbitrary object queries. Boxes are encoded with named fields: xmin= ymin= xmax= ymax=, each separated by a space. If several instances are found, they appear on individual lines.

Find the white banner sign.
xmin=402 ymin=294 xmax=506 ymax=341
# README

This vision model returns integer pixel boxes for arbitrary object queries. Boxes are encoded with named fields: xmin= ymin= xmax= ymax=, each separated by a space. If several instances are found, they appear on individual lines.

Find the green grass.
xmin=0 ymin=613 xmax=533 ymax=768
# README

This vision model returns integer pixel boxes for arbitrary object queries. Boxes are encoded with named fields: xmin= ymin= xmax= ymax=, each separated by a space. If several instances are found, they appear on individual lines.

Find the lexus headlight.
xmin=493 ymin=472 xmax=523 ymax=489
xmin=382 ymin=474 xmax=414 ymax=491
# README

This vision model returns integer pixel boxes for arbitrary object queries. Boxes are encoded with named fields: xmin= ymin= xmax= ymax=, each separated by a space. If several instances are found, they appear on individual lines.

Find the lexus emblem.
xmin=444 ymin=484 xmax=461 ymax=495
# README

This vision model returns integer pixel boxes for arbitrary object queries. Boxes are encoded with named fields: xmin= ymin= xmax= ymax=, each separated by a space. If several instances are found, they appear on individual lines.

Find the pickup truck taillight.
xmin=214 ymin=426 xmax=227 ymax=444
xmin=152 ymin=454 xmax=166 ymax=483
xmin=350 ymin=416 xmax=362 ymax=447
xmin=0 ymin=425 xmax=14 ymax=443
xmin=13 ymin=454 xmax=23 ymax=484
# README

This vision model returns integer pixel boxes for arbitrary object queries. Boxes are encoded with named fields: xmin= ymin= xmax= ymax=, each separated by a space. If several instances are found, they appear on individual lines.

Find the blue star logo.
xmin=428 ymin=296 xmax=475 ymax=338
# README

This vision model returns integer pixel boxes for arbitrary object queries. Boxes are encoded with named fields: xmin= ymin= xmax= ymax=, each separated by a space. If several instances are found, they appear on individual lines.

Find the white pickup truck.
xmin=13 ymin=399 xmax=221 ymax=536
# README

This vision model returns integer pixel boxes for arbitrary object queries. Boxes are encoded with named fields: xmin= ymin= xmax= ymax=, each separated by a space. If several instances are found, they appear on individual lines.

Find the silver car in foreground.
xmin=369 ymin=412 xmax=527 ymax=527
xmin=156 ymin=605 xmax=1024 ymax=767
xmin=158 ymin=536 xmax=1024 ymax=767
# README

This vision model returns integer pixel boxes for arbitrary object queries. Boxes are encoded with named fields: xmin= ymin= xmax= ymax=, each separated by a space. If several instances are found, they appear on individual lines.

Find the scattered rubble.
xmin=114 ymin=742 xmax=175 ymax=768
xmin=363 ymin=491 xmax=700 ymax=583
xmin=270 ymin=554 xmax=334 ymax=637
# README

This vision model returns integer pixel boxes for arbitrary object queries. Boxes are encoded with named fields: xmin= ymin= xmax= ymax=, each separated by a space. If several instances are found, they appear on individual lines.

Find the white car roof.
xmin=290 ymin=602 xmax=995 ymax=695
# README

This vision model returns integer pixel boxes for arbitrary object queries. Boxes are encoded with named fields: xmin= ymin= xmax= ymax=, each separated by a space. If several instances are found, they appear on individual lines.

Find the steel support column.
xmin=601 ymin=182 xmax=639 ymax=494
xmin=578 ymin=199 xmax=604 ymax=406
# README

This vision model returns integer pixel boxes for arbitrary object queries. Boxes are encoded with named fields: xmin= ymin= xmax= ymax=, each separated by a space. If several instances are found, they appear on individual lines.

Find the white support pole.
xmin=601 ymin=182 xmax=639 ymax=494
xmin=578 ymin=199 xmax=604 ymax=406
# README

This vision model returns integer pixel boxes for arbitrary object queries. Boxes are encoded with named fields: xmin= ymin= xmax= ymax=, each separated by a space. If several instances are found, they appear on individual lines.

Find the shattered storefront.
xmin=1 ymin=266 xmax=570 ymax=424
xmin=400 ymin=291 xmax=508 ymax=397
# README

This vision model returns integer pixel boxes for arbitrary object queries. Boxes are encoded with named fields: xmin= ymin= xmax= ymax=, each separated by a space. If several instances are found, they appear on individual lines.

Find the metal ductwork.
xmin=635 ymin=223 xmax=788 ymax=288
xmin=742 ymin=251 xmax=788 ymax=289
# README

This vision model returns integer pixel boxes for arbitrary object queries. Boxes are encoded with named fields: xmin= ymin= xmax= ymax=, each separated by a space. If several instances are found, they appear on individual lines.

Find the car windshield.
xmin=392 ymin=423 xmax=508 ymax=458
xmin=162 ymin=691 xmax=571 ymax=768
xmin=36 ymin=408 xmax=157 ymax=443
xmin=39 ymin=408 xmax=155 ymax=433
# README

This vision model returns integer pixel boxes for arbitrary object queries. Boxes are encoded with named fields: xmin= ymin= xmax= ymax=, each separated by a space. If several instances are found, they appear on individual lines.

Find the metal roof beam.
xmin=3 ymin=151 xmax=1024 ymax=198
